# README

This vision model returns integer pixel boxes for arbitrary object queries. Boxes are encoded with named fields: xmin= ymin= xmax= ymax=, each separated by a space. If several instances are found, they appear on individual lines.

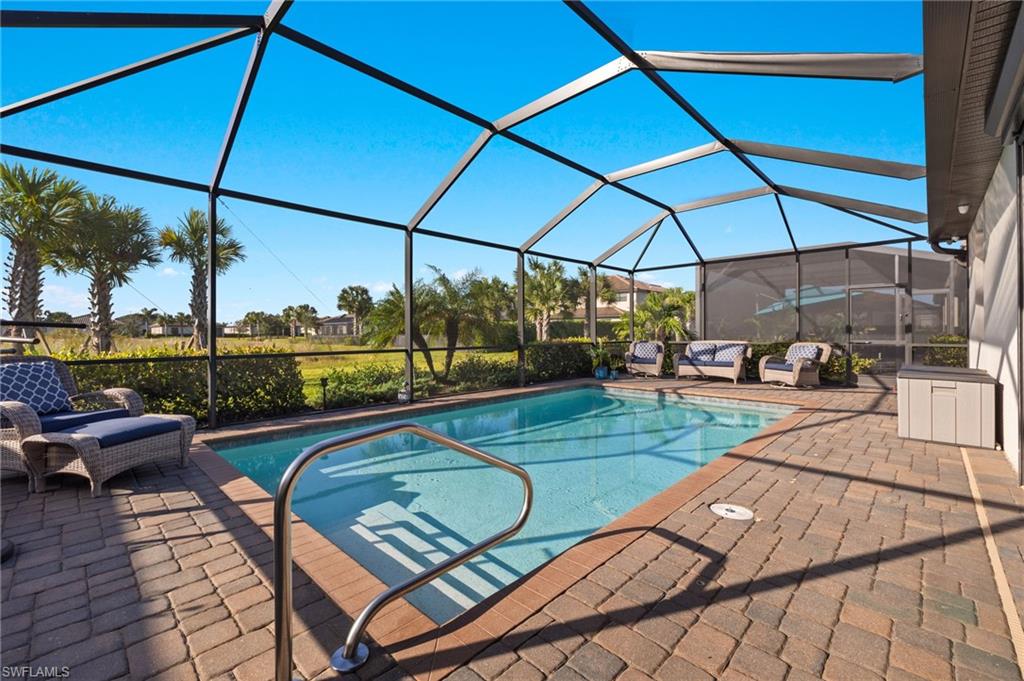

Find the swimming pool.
xmin=214 ymin=387 xmax=792 ymax=623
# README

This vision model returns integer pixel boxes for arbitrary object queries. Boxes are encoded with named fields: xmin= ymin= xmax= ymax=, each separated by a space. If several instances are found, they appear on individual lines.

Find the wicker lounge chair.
xmin=674 ymin=341 xmax=751 ymax=384
xmin=758 ymin=342 xmax=834 ymax=387
xmin=625 ymin=340 xmax=664 ymax=378
xmin=1 ymin=356 xmax=195 ymax=495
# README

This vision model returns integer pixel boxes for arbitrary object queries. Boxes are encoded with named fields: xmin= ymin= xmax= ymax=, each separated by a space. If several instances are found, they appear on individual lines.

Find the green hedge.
xmin=52 ymin=347 xmax=306 ymax=425
xmin=525 ymin=342 xmax=592 ymax=382
xmin=921 ymin=334 xmax=968 ymax=367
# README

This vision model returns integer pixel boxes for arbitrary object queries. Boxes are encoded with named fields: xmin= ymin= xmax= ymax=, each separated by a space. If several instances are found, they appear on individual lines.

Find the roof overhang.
xmin=924 ymin=1 xmax=1021 ymax=244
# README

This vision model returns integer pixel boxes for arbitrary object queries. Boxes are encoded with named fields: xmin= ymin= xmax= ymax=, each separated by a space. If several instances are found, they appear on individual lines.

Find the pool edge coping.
xmin=189 ymin=379 xmax=819 ymax=680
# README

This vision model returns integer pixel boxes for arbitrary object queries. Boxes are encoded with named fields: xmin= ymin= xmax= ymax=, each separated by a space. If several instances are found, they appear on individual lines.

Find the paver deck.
xmin=2 ymin=378 xmax=1023 ymax=680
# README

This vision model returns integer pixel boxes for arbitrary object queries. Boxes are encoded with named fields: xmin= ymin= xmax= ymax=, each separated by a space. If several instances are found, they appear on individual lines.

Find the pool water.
xmin=214 ymin=387 xmax=792 ymax=623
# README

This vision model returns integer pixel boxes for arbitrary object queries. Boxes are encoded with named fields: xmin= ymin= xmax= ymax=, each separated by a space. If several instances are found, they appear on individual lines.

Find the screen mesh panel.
xmin=705 ymin=254 xmax=797 ymax=341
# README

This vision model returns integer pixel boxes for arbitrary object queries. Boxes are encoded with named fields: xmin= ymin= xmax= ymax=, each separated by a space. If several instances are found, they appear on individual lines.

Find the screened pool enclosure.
xmin=0 ymin=1 xmax=960 ymax=427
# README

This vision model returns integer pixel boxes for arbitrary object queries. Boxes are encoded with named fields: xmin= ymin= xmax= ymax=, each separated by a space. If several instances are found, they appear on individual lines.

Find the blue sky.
xmin=1 ymin=1 xmax=925 ymax=322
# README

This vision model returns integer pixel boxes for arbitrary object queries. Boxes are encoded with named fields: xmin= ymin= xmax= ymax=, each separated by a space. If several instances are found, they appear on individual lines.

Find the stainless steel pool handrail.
xmin=273 ymin=421 xmax=533 ymax=680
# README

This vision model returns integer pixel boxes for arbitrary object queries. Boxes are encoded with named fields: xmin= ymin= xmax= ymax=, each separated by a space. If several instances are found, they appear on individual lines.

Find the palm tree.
xmin=0 ymin=163 xmax=84 ymax=335
xmin=363 ymin=283 xmax=439 ymax=379
xmin=49 ymin=194 xmax=160 ymax=352
xmin=282 ymin=304 xmax=318 ymax=337
xmin=523 ymin=258 xmax=575 ymax=341
xmin=574 ymin=267 xmax=617 ymax=330
xmin=159 ymin=208 xmax=245 ymax=349
xmin=138 ymin=307 xmax=158 ymax=337
xmin=336 ymin=285 xmax=373 ymax=336
xmin=614 ymin=290 xmax=689 ymax=342
xmin=469 ymin=275 xmax=515 ymax=345
xmin=422 ymin=265 xmax=485 ymax=381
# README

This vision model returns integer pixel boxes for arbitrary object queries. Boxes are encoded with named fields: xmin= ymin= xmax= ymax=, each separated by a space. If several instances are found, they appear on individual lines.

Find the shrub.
xmin=448 ymin=354 xmax=518 ymax=391
xmin=321 ymin=362 xmax=406 ymax=408
xmin=52 ymin=346 xmax=306 ymax=425
xmin=525 ymin=341 xmax=592 ymax=382
xmin=921 ymin=334 xmax=968 ymax=367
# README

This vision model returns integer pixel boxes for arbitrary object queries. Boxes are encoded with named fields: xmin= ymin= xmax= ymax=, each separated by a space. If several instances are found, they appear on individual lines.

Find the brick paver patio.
xmin=2 ymin=379 xmax=1023 ymax=680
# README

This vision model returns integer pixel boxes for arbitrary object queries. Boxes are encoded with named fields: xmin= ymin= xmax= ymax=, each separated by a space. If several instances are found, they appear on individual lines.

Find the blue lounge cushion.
xmin=765 ymin=361 xmax=794 ymax=372
xmin=0 ymin=361 xmax=72 ymax=415
xmin=679 ymin=357 xmax=734 ymax=368
xmin=39 ymin=408 xmax=129 ymax=433
xmin=632 ymin=355 xmax=658 ymax=365
xmin=59 ymin=416 xmax=181 ymax=448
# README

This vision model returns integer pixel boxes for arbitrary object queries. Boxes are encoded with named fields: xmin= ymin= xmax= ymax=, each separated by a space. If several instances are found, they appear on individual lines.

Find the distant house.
xmin=222 ymin=323 xmax=252 ymax=336
xmin=316 ymin=315 xmax=356 ymax=337
xmin=571 ymin=275 xmax=668 ymax=320
xmin=149 ymin=323 xmax=192 ymax=337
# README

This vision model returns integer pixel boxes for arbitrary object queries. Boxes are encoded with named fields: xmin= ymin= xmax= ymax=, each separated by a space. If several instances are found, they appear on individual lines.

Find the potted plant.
xmin=591 ymin=342 xmax=611 ymax=379
xmin=608 ymin=354 xmax=625 ymax=380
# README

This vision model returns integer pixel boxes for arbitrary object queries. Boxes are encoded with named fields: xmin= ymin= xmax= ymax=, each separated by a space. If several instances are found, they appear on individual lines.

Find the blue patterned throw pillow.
xmin=785 ymin=344 xmax=822 ymax=364
xmin=688 ymin=342 xmax=717 ymax=362
xmin=633 ymin=342 xmax=660 ymax=360
xmin=714 ymin=343 xmax=747 ymax=363
xmin=0 ymin=361 xmax=73 ymax=415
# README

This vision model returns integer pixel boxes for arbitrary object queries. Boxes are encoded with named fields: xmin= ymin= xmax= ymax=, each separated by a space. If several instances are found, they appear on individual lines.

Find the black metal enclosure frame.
xmin=1 ymin=0 xmax=934 ymax=427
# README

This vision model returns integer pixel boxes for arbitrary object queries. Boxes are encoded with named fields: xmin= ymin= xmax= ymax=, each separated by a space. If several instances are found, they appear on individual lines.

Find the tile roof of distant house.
xmin=604 ymin=274 xmax=666 ymax=293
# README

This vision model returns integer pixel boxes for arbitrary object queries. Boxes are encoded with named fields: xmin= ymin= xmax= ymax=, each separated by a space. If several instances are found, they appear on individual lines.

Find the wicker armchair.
xmin=1 ymin=356 xmax=195 ymax=495
xmin=758 ymin=342 xmax=834 ymax=387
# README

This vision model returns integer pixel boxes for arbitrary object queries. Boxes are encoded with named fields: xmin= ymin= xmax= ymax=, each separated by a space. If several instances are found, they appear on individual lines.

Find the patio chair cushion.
xmin=785 ymin=344 xmax=822 ymax=363
xmin=765 ymin=361 xmax=794 ymax=372
xmin=631 ymin=342 xmax=661 ymax=364
xmin=678 ymin=357 xmax=734 ymax=368
xmin=687 ymin=342 xmax=717 ymax=362
xmin=0 ymin=361 xmax=73 ymax=415
xmin=58 ymin=416 xmax=181 ymax=448
xmin=713 ymin=343 xmax=747 ymax=363
xmin=39 ymin=408 xmax=130 ymax=433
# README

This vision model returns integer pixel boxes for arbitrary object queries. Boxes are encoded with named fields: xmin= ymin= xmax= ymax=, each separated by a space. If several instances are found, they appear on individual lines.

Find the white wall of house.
xmin=968 ymin=142 xmax=1021 ymax=473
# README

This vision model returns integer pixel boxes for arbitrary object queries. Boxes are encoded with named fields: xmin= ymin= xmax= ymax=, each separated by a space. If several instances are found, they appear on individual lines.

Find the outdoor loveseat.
xmin=1 ymin=356 xmax=195 ymax=496
xmin=674 ymin=341 xmax=751 ymax=384
xmin=758 ymin=342 xmax=834 ymax=387
xmin=625 ymin=340 xmax=664 ymax=378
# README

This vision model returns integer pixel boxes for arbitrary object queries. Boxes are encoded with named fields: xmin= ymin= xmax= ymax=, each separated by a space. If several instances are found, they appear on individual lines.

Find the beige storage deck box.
xmin=896 ymin=365 xmax=998 ymax=449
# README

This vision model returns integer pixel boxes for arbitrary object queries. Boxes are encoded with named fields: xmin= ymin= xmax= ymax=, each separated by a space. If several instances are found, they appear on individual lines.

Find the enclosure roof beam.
xmin=406 ymin=130 xmax=493 ymax=231
xmin=0 ymin=27 xmax=258 ymax=119
xmin=633 ymin=235 xmax=923 ymax=272
xmin=0 ymin=9 xmax=265 ymax=28
xmin=520 ymin=180 xmax=604 ymax=251
xmin=774 ymin=194 xmax=800 ymax=253
xmin=778 ymin=185 xmax=928 ymax=225
xmin=495 ymin=57 xmax=633 ymax=130
xmin=523 ymin=141 xmax=722 ymax=253
xmin=733 ymin=140 xmax=926 ymax=179
xmin=672 ymin=186 xmax=774 ymax=213
xmin=633 ymin=219 xmax=663 ymax=271
xmin=642 ymin=50 xmax=923 ymax=82
xmin=605 ymin=141 xmax=726 ymax=182
xmin=564 ymin=1 xmax=782 ymax=193
xmin=593 ymin=211 xmax=670 ymax=265
xmin=669 ymin=213 xmax=703 ymax=263
xmin=273 ymin=26 xmax=682 ymax=245
xmin=1 ymin=143 xmax=209 ymax=193
xmin=210 ymin=0 xmax=293 ymax=191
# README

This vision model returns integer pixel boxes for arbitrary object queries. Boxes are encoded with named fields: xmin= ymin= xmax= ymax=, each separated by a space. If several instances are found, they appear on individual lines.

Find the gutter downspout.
xmin=1017 ymin=134 xmax=1023 ymax=484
